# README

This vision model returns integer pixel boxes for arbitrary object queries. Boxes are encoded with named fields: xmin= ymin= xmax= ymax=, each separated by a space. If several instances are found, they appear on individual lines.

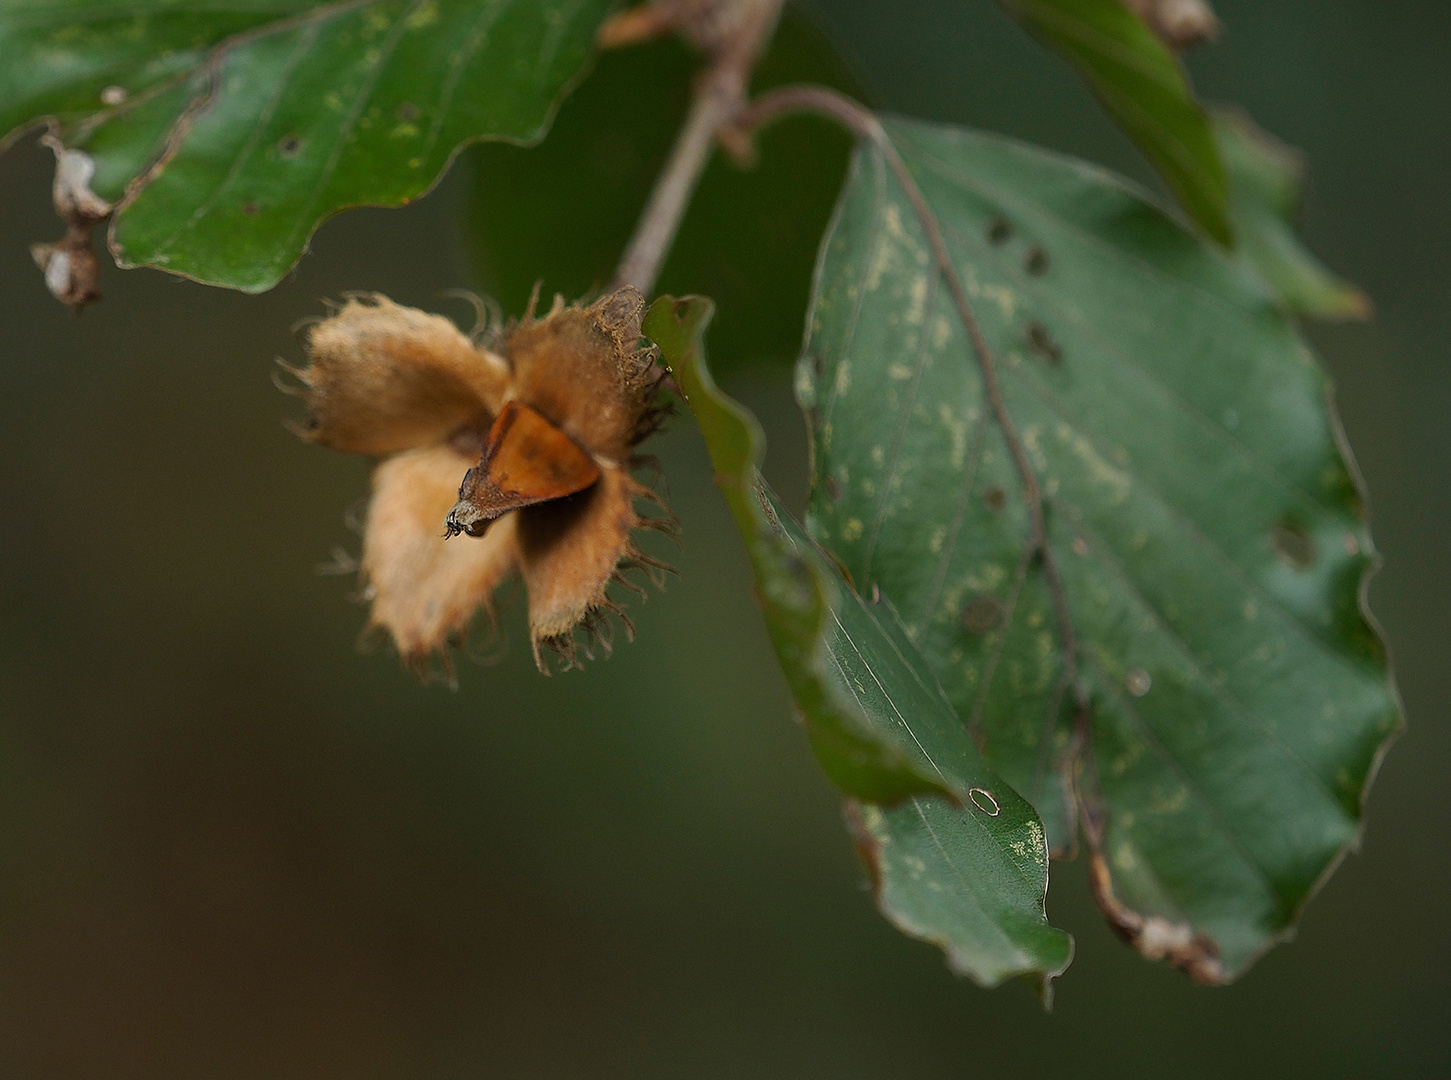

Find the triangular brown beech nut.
xmin=508 ymin=287 xmax=659 ymax=463
xmin=445 ymin=401 xmax=602 ymax=538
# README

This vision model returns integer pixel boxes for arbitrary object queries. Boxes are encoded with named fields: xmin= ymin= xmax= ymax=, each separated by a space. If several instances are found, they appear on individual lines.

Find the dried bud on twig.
xmin=597 ymin=0 xmax=766 ymax=58
xmin=283 ymin=287 xmax=674 ymax=678
xmin=31 ymin=234 xmax=103 ymax=314
xmin=1122 ymin=0 xmax=1221 ymax=50
xmin=31 ymin=134 xmax=113 ymax=314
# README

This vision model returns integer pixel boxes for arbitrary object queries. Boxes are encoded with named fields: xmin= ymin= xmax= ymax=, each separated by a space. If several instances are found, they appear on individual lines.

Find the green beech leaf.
xmin=995 ymin=0 xmax=1232 ymax=245
xmin=1216 ymin=109 xmax=1372 ymax=320
xmin=1 ymin=0 xmax=614 ymax=291
xmin=797 ymin=117 xmax=1399 ymax=981
xmin=646 ymin=295 xmax=1073 ymax=990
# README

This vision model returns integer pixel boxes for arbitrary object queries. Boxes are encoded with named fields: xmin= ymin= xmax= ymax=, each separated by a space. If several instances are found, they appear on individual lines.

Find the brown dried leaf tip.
xmin=597 ymin=0 xmax=764 ymax=57
xmin=1122 ymin=0 xmax=1220 ymax=50
xmin=282 ymin=286 xmax=674 ymax=677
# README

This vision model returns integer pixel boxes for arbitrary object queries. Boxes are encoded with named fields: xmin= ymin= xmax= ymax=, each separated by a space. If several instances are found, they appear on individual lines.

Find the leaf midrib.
xmin=836 ymin=141 xmax=1372 ymax=718
xmin=891 ymin=125 xmax=1256 ymax=328
xmin=1051 ymin=490 xmax=1358 ymax=819
xmin=902 ymin=132 xmax=1342 ymax=520
xmin=936 ymin=216 xmax=1334 ymax=524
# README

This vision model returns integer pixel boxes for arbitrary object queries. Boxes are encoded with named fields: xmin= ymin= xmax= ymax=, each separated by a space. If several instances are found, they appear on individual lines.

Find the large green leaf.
xmin=996 ymin=0 xmax=1231 ymax=245
xmin=646 ymin=295 xmax=1073 ymax=990
xmin=797 ymin=117 xmax=1399 ymax=981
xmin=1215 ymin=108 xmax=1372 ymax=321
xmin=1 ymin=0 xmax=613 ymax=291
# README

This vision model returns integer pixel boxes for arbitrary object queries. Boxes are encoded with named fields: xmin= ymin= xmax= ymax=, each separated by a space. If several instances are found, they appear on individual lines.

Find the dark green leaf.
xmin=996 ymin=0 xmax=1232 ymax=245
xmin=797 ymin=117 xmax=1399 ymax=980
xmin=2 ymin=0 xmax=613 ymax=291
xmin=1216 ymin=108 xmax=1372 ymax=320
xmin=646 ymin=295 xmax=1073 ymax=989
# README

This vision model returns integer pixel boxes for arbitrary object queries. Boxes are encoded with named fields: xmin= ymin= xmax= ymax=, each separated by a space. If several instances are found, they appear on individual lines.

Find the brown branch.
xmin=610 ymin=0 xmax=783 ymax=295
xmin=1078 ymin=733 xmax=1226 ymax=983
xmin=612 ymin=85 xmax=738 ymax=294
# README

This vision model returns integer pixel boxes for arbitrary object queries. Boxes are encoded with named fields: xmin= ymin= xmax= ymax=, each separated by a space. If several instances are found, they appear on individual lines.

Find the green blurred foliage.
xmin=995 ymin=0 xmax=1232 ymax=244
xmin=1214 ymin=108 xmax=1373 ymax=319
xmin=0 ymin=1 xmax=1446 ymax=1077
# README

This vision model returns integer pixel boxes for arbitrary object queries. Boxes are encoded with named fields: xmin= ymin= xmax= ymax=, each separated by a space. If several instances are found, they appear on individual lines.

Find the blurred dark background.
xmin=0 ymin=1 xmax=1446 ymax=1076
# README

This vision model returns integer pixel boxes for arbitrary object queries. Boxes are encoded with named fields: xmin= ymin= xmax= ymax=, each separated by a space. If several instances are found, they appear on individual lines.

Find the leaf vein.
xmin=280 ymin=0 xmax=425 ymax=256
xmin=913 ymin=408 xmax=988 ymax=634
xmin=911 ymin=796 xmax=1036 ymax=956
xmin=533 ymin=0 xmax=593 ymax=90
xmin=1009 ymin=358 xmax=1361 ymax=661
xmin=897 ymin=131 xmax=1258 ymax=328
xmin=962 ymin=548 xmax=1036 ymax=746
xmin=146 ymin=20 xmax=320 ymax=257
xmin=863 ymin=262 xmax=941 ymax=574
xmin=1053 ymin=492 xmax=1354 ymax=816
xmin=824 ymin=606 xmax=948 ymax=787
xmin=423 ymin=0 xmax=508 ymax=160
xmin=822 ymin=147 xmax=890 ymax=431
xmin=938 ymin=210 xmax=1335 ymax=513
xmin=1085 ymin=654 xmax=1285 ymax=904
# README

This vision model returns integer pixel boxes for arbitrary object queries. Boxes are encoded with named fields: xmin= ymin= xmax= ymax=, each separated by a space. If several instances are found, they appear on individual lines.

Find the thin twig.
xmin=613 ymin=87 xmax=738 ymax=294
xmin=611 ymin=0 xmax=783 ymax=294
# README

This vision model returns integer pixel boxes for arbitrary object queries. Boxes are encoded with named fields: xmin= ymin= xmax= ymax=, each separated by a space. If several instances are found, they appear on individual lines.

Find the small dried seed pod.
xmin=288 ymin=285 xmax=673 ymax=677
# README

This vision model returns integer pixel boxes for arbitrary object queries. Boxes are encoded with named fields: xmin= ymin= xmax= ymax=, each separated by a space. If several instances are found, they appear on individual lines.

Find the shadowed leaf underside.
xmin=647 ymin=295 xmax=1073 ymax=991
